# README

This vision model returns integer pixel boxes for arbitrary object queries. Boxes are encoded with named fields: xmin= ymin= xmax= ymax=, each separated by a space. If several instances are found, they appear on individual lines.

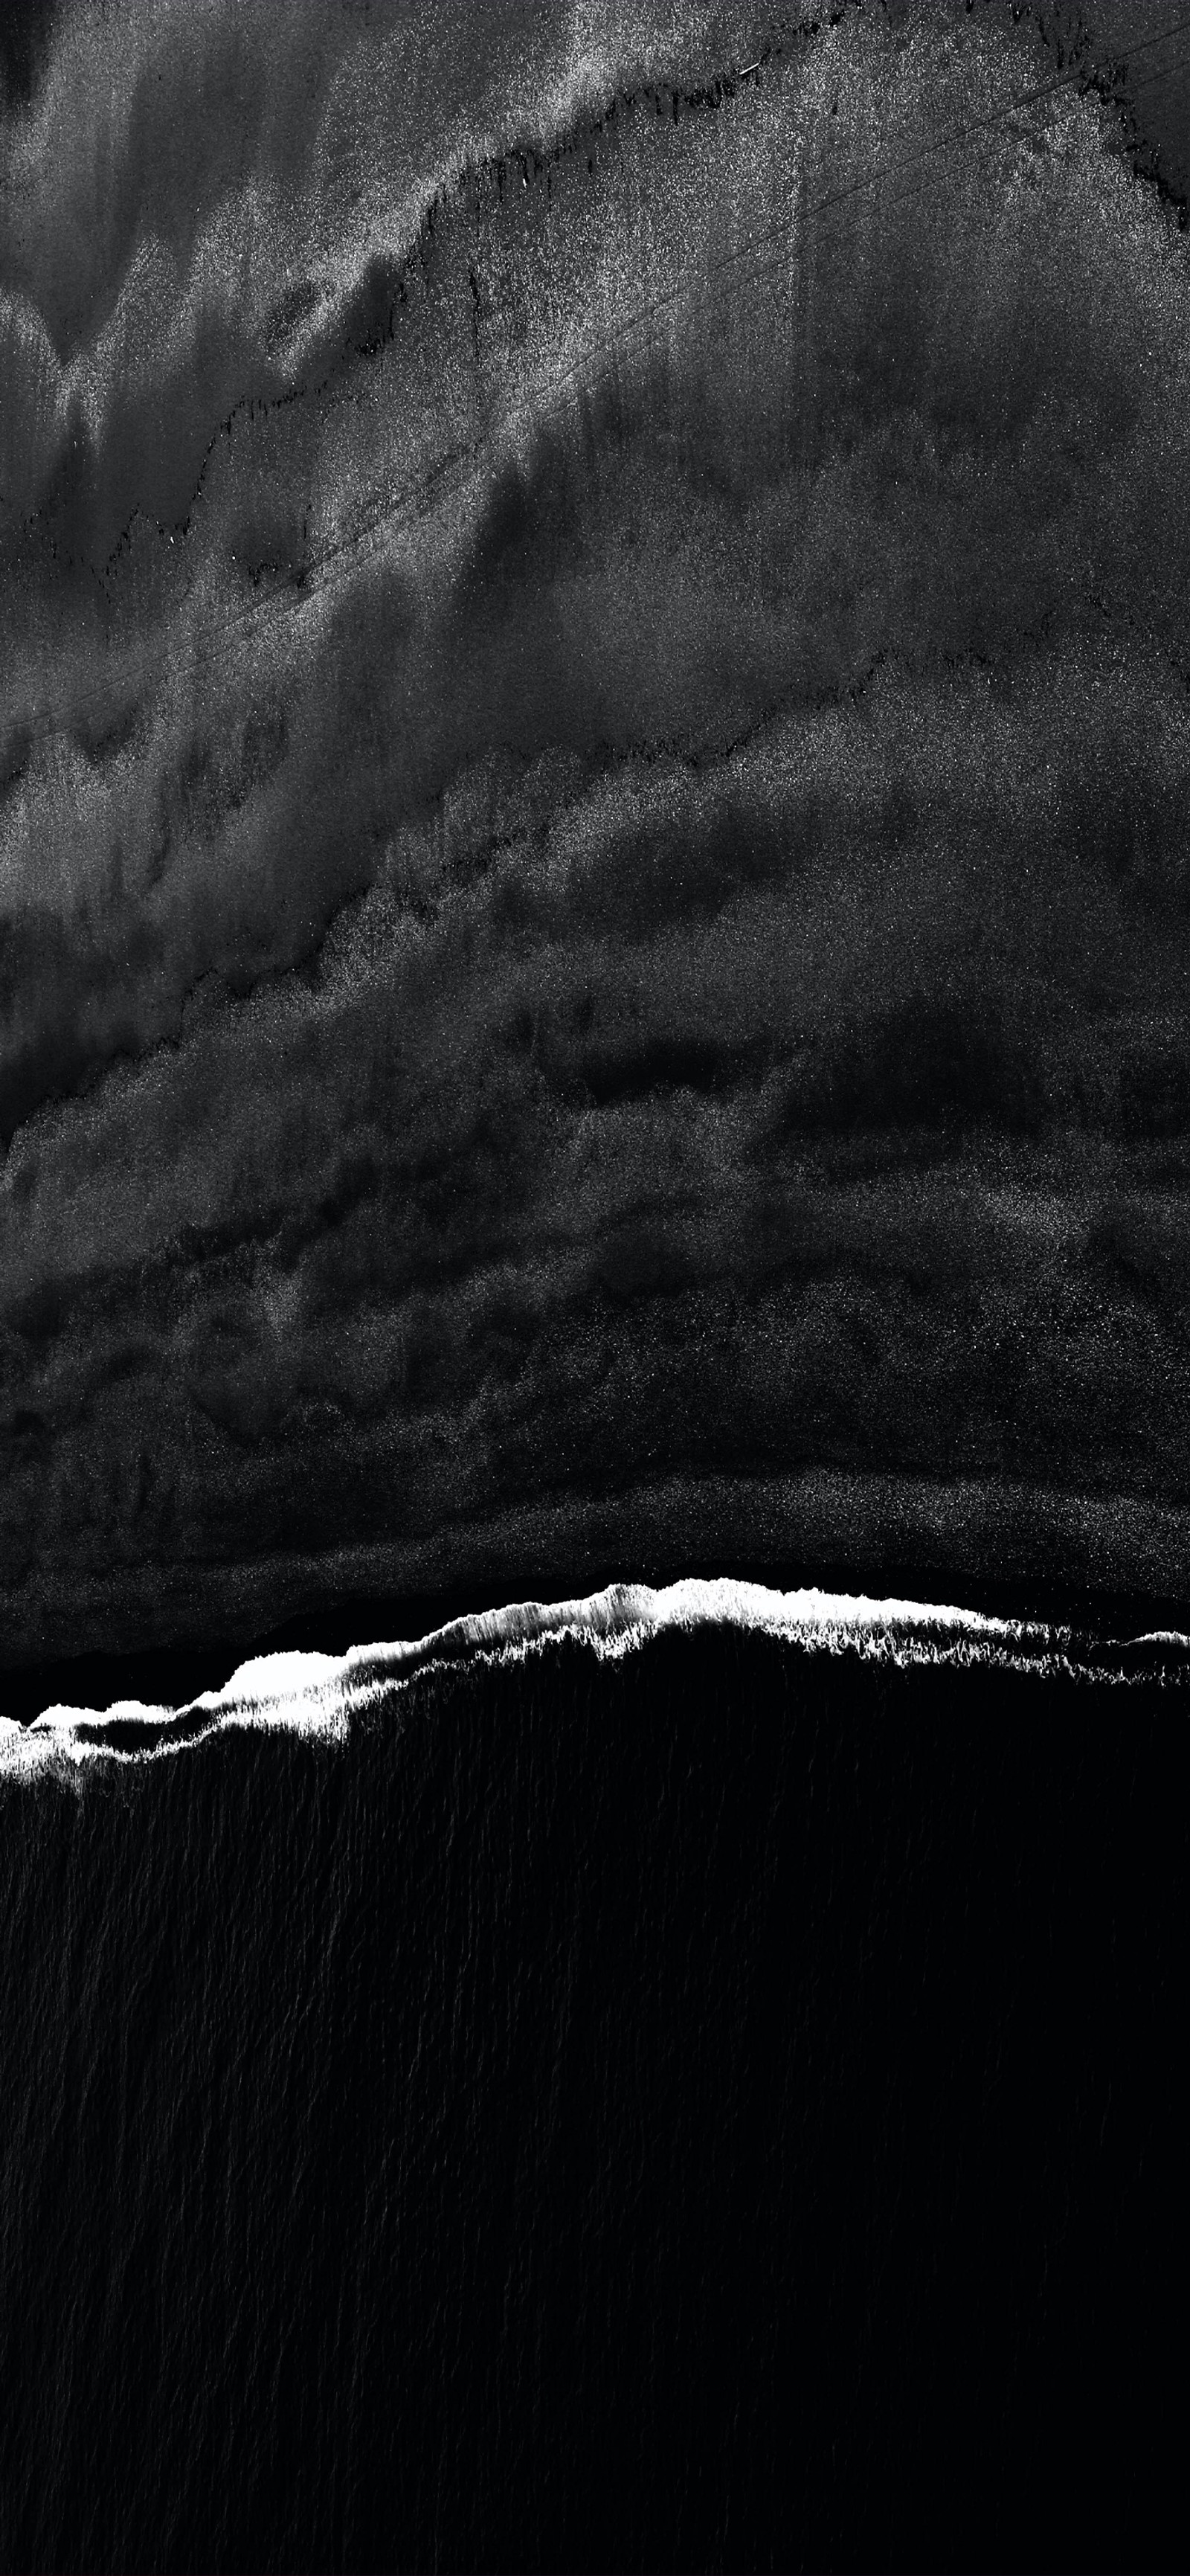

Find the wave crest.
xmin=3 ymin=1577 xmax=1188 ymax=1782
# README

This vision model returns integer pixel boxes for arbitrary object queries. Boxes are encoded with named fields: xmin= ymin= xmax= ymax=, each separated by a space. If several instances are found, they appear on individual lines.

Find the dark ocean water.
xmin=0 ymin=1618 xmax=1184 ymax=2575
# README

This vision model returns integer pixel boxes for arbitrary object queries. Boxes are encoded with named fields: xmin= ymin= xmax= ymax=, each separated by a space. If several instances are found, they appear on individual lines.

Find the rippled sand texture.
xmin=4 ymin=2 xmax=1190 ymax=1659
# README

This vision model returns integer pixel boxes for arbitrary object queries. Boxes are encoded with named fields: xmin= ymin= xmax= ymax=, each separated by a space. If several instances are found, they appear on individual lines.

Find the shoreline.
xmin=4 ymin=1462 xmax=1190 ymax=1718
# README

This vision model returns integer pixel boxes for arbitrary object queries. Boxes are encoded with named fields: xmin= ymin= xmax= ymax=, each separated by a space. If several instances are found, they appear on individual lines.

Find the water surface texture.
xmin=1 ymin=1616 xmax=1185 ymax=2572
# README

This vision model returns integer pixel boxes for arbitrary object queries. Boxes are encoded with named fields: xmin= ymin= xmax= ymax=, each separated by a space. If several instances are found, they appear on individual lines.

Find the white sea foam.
xmin=1 ymin=1578 xmax=1186 ymax=1779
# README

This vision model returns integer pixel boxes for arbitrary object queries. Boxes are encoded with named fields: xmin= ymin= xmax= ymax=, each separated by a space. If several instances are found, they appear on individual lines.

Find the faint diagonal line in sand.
xmin=16 ymin=11 xmax=1190 ymax=749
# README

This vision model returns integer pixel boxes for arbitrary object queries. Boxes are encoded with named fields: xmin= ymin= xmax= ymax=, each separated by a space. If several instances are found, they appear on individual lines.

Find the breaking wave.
xmin=3 ymin=1577 xmax=1188 ymax=1779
